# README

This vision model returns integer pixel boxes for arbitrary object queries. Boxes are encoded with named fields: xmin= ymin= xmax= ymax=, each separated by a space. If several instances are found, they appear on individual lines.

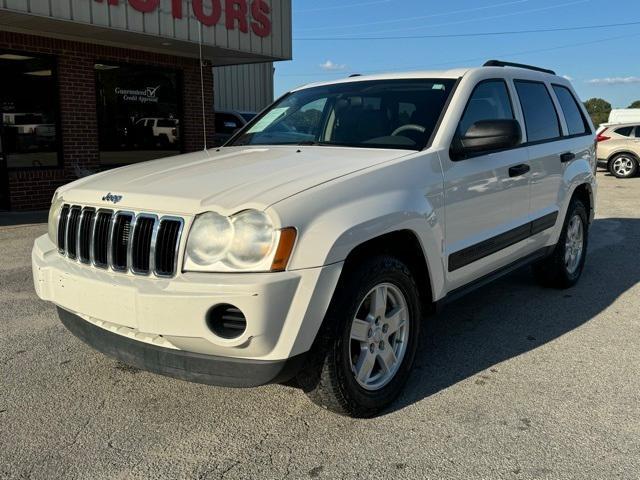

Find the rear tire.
xmin=533 ymin=198 xmax=588 ymax=289
xmin=609 ymin=154 xmax=638 ymax=178
xmin=297 ymin=256 xmax=421 ymax=417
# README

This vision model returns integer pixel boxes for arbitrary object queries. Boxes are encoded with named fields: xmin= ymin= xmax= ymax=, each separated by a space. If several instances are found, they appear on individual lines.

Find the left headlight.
xmin=47 ymin=191 xmax=63 ymax=245
xmin=184 ymin=209 xmax=296 ymax=272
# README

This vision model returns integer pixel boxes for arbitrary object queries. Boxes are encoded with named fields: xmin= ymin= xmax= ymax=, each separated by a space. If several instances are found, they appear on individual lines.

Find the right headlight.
xmin=47 ymin=190 xmax=63 ymax=245
xmin=184 ymin=209 xmax=296 ymax=273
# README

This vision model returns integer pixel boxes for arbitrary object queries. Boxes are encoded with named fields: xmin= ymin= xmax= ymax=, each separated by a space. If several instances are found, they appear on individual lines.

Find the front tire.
xmin=533 ymin=198 xmax=589 ymax=289
xmin=609 ymin=154 xmax=638 ymax=178
xmin=297 ymin=256 xmax=421 ymax=417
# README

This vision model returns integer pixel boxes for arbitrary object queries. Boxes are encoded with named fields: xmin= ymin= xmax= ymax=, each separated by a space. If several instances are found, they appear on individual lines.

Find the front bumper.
xmin=58 ymin=308 xmax=306 ymax=387
xmin=33 ymin=234 xmax=342 ymax=368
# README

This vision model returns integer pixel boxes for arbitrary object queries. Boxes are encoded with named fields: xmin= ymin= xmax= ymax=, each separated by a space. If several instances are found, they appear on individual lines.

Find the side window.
xmin=514 ymin=81 xmax=561 ymax=142
xmin=615 ymin=126 xmax=634 ymax=137
xmin=552 ymin=85 xmax=590 ymax=136
xmin=215 ymin=113 xmax=241 ymax=134
xmin=458 ymin=80 xmax=514 ymax=136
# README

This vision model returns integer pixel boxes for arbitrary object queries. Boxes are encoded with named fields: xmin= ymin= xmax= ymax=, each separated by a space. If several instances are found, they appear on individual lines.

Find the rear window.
xmin=552 ymin=85 xmax=590 ymax=136
xmin=156 ymin=119 xmax=177 ymax=127
xmin=615 ymin=126 xmax=634 ymax=137
xmin=514 ymin=81 xmax=561 ymax=143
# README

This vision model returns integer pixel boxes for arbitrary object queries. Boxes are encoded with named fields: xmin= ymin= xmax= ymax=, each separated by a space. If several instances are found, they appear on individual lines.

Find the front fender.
xmin=267 ymin=153 xmax=447 ymax=300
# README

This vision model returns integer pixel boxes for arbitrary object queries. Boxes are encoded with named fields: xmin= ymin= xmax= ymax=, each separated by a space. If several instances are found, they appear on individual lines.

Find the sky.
xmin=274 ymin=0 xmax=640 ymax=108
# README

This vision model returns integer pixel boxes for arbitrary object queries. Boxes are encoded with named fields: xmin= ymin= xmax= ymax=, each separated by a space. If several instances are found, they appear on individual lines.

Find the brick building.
xmin=0 ymin=0 xmax=292 ymax=211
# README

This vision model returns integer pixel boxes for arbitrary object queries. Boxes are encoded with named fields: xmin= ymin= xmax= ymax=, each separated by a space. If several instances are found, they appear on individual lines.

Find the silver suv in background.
xmin=213 ymin=110 xmax=256 ymax=146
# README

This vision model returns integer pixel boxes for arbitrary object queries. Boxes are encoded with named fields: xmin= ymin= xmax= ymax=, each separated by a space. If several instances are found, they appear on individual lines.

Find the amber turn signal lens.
xmin=271 ymin=227 xmax=297 ymax=272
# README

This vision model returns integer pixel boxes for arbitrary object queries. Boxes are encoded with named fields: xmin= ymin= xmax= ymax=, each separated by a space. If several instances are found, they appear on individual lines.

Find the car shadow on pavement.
xmin=388 ymin=217 xmax=640 ymax=415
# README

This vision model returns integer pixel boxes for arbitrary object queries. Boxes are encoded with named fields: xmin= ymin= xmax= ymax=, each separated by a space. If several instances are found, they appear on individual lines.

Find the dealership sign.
xmin=94 ymin=0 xmax=272 ymax=37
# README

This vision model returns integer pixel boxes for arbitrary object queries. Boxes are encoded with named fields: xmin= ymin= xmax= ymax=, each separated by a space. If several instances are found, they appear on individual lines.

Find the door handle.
xmin=508 ymin=164 xmax=530 ymax=177
xmin=560 ymin=152 xmax=576 ymax=162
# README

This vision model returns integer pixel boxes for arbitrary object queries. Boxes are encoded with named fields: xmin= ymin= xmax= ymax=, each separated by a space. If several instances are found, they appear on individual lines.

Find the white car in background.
xmin=135 ymin=117 xmax=179 ymax=146
xmin=33 ymin=60 xmax=596 ymax=417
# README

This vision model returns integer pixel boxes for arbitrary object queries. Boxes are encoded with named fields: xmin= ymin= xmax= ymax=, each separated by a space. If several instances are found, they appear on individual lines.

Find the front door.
xmin=443 ymin=79 xmax=532 ymax=291
xmin=0 ymin=133 xmax=9 ymax=210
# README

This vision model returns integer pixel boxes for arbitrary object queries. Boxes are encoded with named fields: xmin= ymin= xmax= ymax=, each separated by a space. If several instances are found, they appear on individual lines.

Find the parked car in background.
xmin=608 ymin=109 xmax=640 ymax=125
xmin=596 ymin=122 xmax=640 ymax=178
xmin=213 ymin=110 xmax=256 ymax=146
xmin=134 ymin=117 xmax=179 ymax=147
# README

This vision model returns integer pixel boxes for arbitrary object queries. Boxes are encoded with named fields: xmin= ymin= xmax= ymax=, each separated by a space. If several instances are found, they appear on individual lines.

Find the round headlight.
xmin=226 ymin=210 xmax=276 ymax=268
xmin=47 ymin=192 xmax=63 ymax=244
xmin=186 ymin=212 xmax=234 ymax=265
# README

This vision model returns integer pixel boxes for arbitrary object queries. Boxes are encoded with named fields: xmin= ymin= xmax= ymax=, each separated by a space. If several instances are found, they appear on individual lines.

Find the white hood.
xmin=59 ymin=146 xmax=412 ymax=214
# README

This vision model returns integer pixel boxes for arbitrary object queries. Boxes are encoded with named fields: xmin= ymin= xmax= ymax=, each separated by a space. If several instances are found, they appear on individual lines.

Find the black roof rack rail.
xmin=483 ymin=60 xmax=556 ymax=75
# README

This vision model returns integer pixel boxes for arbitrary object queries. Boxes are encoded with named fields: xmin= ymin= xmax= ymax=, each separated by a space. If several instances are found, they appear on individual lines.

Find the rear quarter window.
xmin=514 ymin=80 xmax=561 ymax=143
xmin=614 ymin=126 xmax=634 ymax=137
xmin=552 ymin=85 xmax=590 ymax=136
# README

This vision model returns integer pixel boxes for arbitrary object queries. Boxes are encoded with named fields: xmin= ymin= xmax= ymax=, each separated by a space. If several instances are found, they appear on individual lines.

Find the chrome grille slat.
xmin=92 ymin=210 xmax=112 ymax=268
xmin=111 ymin=213 xmax=133 ymax=272
xmin=57 ymin=205 xmax=70 ymax=252
xmin=78 ymin=208 xmax=95 ymax=264
xmin=131 ymin=215 xmax=157 ymax=275
xmin=65 ymin=207 xmax=81 ymax=260
xmin=56 ymin=204 xmax=183 ymax=277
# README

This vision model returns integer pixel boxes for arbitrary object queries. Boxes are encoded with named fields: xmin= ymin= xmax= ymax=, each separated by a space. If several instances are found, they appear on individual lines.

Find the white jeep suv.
xmin=33 ymin=61 xmax=596 ymax=417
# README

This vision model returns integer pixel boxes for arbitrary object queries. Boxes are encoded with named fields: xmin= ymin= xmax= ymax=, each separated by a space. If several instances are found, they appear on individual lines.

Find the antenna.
xmin=198 ymin=24 xmax=208 ymax=150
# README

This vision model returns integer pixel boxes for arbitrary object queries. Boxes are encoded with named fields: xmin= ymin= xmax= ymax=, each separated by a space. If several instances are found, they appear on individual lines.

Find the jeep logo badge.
xmin=102 ymin=193 xmax=123 ymax=204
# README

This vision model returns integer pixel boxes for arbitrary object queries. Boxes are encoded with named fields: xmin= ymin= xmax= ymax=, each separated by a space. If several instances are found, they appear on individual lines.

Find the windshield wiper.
xmin=296 ymin=141 xmax=325 ymax=146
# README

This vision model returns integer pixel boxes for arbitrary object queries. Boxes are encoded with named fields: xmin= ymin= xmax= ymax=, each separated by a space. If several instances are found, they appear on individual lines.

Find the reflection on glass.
xmin=96 ymin=64 xmax=182 ymax=165
xmin=0 ymin=52 xmax=59 ymax=168
xmin=230 ymin=79 xmax=456 ymax=151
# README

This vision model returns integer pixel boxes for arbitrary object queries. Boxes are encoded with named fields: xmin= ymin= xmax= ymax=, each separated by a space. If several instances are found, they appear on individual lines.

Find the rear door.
xmin=513 ymin=80 xmax=566 ymax=238
xmin=442 ymin=79 xmax=531 ymax=289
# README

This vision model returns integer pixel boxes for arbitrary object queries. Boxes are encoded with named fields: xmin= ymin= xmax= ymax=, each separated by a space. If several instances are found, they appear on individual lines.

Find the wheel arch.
xmin=341 ymin=229 xmax=435 ymax=313
xmin=570 ymin=182 xmax=594 ymax=224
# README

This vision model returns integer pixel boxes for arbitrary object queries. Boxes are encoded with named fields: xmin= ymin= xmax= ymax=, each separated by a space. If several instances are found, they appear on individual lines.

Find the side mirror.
xmin=451 ymin=119 xmax=522 ymax=159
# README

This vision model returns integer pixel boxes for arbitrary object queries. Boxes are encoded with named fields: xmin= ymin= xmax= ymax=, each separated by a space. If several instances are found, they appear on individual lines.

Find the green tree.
xmin=628 ymin=100 xmax=640 ymax=109
xmin=583 ymin=98 xmax=612 ymax=126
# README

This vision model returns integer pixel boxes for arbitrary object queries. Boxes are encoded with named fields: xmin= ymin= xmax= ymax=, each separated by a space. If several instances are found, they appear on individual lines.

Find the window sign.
xmin=96 ymin=63 xmax=182 ymax=165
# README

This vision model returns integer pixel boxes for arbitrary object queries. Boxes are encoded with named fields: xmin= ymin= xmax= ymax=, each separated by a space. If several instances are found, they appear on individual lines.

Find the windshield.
xmin=229 ymin=79 xmax=456 ymax=150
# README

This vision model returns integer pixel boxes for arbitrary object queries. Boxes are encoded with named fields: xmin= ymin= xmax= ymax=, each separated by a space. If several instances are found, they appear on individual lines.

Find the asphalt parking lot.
xmin=1 ymin=172 xmax=639 ymax=480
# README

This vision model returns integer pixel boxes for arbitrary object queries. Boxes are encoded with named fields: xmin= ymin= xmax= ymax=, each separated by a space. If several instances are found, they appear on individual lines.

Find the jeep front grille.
xmin=57 ymin=205 xmax=184 ymax=277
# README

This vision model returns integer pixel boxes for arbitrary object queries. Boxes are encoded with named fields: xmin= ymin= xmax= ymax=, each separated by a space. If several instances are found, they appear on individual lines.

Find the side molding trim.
xmin=448 ymin=211 xmax=558 ymax=272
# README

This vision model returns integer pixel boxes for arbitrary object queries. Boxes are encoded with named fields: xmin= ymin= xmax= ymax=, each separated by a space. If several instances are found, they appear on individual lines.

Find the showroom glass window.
xmin=95 ymin=63 xmax=182 ymax=165
xmin=0 ymin=52 xmax=60 ymax=168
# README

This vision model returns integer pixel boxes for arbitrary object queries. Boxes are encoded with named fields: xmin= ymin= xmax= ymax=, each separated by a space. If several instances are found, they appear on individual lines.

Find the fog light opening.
xmin=206 ymin=304 xmax=247 ymax=339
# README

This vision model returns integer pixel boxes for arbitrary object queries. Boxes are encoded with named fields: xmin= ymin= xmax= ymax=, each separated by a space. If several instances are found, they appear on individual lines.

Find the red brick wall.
xmin=0 ymin=31 xmax=215 ymax=211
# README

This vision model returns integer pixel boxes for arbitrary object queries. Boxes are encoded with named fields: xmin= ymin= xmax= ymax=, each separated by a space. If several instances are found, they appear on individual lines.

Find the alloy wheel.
xmin=348 ymin=283 xmax=410 ymax=391
xmin=565 ymin=214 xmax=584 ymax=274
xmin=613 ymin=156 xmax=635 ymax=177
